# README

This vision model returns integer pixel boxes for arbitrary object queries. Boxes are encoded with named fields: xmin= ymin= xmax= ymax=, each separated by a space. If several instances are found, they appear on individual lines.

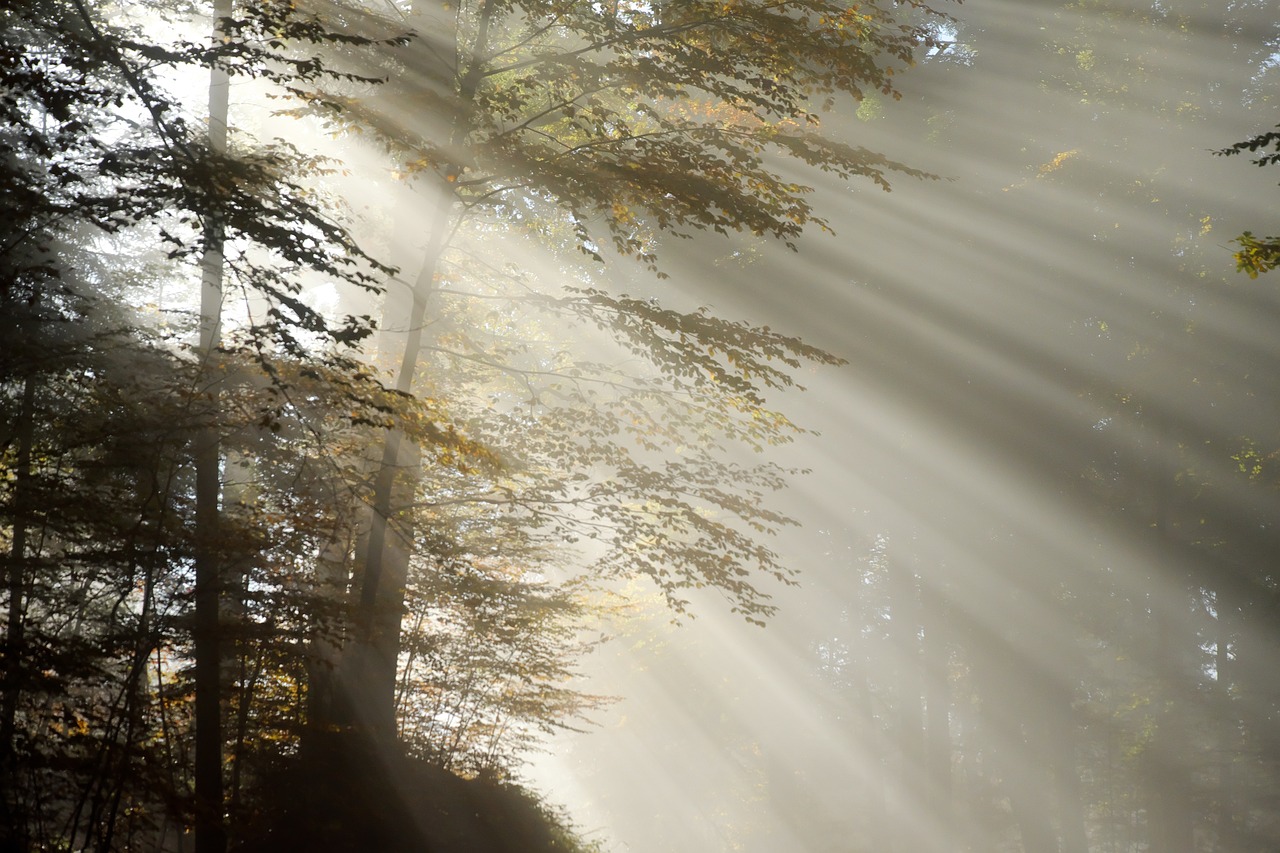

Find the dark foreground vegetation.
xmin=237 ymin=737 xmax=589 ymax=853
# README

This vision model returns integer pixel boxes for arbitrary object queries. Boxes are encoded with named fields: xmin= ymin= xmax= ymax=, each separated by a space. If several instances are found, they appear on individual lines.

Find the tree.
xmin=1 ymin=0 xmax=402 ymax=846
xmin=3 ymin=0 xmax=954 ymax=846
xmin=293 ymin=0 xmax=949 ymax=747
xmin=192 ymin=4 xmax=231 ymax=850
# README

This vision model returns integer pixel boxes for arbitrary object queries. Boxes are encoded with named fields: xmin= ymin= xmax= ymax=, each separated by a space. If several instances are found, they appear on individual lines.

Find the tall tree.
xmin=192 ymin=3 xmax=232 ymax=850
xmin=2 ymin=0 xmax=399 ymax=845
xmin=301 ymin=0 xmax=949 ymax=746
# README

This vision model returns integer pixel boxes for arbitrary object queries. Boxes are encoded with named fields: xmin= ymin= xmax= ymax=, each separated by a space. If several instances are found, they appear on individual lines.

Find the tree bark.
xmin=193 ymin=2 xmax=230 ymax=849
xmin=0 ymin=368 xmax=37 ymax=851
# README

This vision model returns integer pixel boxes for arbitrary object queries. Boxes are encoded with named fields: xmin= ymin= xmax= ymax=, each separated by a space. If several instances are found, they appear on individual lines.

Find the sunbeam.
xmin=3 ymin=0 xmax=1279 ymax=850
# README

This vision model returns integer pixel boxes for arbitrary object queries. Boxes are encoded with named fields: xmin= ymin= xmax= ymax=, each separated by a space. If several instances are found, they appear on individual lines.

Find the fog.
xmin=511 ymin=2 xmax=1280 ymax=850
xmin=152 ymin=0 xmax=1280 ymax=847
xmin=7 ymin=0 xmax=1277 ymax=850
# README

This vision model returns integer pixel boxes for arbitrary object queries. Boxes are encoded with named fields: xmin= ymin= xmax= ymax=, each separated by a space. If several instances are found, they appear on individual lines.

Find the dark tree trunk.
xmin=343 ymin=0 xmax=497 ymax=743
xmin=0 ymin=369 xmax=37 ymax=851
xmin=193 ymin=430 xmax=226 ymax=853
xmin=193 ymin=3 xmax=231 ymax=849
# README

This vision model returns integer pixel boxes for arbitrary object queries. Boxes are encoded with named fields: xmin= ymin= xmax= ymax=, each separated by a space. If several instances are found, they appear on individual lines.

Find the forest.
xmin=1 ymin=0 xmax=1278 ymax=851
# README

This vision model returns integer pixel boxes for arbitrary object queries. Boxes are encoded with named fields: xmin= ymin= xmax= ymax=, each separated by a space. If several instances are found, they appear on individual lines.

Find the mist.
xmin=4 ymin=0 xmax=1279 ymax=851
xmin=523 ymin=2 xmax=1280 ymax=851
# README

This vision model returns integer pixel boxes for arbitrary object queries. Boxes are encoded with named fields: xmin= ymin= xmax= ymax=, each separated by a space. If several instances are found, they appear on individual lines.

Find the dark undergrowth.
xmin=236 ymin=735 xmax=602 ymax=853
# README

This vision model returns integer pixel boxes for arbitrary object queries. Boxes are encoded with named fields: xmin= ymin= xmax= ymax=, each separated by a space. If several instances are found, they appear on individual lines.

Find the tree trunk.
xmin=920 ymin=580 xmax=954 ymax=852
xmin=1007 ymin=758 xmax=1060 ymax=853
xmin=885 ymin=548 xmax=925 ymax=853
xmin=193 ymin=2 xmax=230 ymax=849
xmin=0 ymin=368 xmax=37 ymax=851
xmin=1148 ymin=605 xmax=1195 ymax=853
xmin=339 ymin=199 xmax=446 ymax=741
xmin=342 ymin=0 xmax=496 ymax=744
xmin=1214 ymin=585 xmax=1236 ymax=852
xmin=964 ymin=608 xmax=1059 ymax=853
xmin=306 ymin=527 xmax=354 ymax=733
xmin=1145 ymin=424 xmax=1195 ymax=853
xmin=1051 ymin=687 xmax=1088 ymax=853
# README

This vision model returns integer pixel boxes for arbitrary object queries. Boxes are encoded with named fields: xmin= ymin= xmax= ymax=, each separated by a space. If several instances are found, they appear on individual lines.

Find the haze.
xmin=4 ymin=0 xmax=1278 ymax=851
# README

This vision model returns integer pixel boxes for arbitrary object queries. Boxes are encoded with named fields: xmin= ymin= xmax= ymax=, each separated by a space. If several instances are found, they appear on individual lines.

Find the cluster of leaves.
xmin=296 ymin=0 xmax=944 ymax=270
xmin=308 ymin=0 xmax=951 ymax=650
xmin=1215 ymin=124 xmax=1280 ymax=277
xmin=396 ymin=555 xmax=610 ymax=776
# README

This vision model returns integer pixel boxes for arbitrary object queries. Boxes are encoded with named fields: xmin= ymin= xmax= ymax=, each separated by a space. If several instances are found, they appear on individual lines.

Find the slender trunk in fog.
xmin=1214 ymin=585 xmax=1236 ymax=851
xmin=1146 ymin=426 xmax=1194 ymax=853
xmin=1052 ymin=692 xmax=1088 ymax=853
xmin=1006 ymin=762 xmax=1059 ymax=853
xmin=885 ymin=550 xmax=924 ymax=852
xmin=853 ymin=670 xmax=894 ymax=853
xmin=1149 ymin=605 xmax=1194 ymax=853
xmin=1001 ymin=669 xmax=1060 ymax=853
xmin=193 ymin=2 xmax=230 ymax=849
xmin=920 ymin=581 xmax=954 ymax=851
xmin=965 ymin=611 xmax=1057 ymax=853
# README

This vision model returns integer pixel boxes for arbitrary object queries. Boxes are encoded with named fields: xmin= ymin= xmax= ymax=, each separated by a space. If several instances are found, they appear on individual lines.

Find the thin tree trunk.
xmin=0 ymin=371 xmax=35 ymax=755
xmin=1214 ymin=588 xmax=1236 ymax=852
xmin=885 ymin=549 xmax=925 ymax=853
xmin=1146 ymin=425 xmax=1195 ymax=853
xmin=306 ymin=527 xmax=353 ymax=733
xmin=1007 ymin=757 xmax=1060 ymax=853
xmin=193 ymin=2 xmax=230 ymax=849
xmin=920 ymin=580 xmax=953 ymax=852
xmin=341 ymin=227 xmax=440 ymax=740
xmin=1149 ymin=606 xmax=1194 ymax=853
xmin=1052 ymin=694 xmax=1088 ymax=853
xmin=0 ymin=369 xmax=37 ymax=850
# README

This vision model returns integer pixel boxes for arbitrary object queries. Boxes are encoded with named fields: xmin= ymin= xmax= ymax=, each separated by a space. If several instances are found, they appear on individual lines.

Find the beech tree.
xmin=292 ymin=0 xmax=949 ymax=745
xmin=3 ymin=0 xmax=949 ymax=847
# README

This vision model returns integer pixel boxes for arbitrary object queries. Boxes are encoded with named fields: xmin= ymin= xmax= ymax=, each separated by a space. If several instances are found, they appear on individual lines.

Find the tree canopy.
xmin=0 ymin=0 xmax=948 ymax=849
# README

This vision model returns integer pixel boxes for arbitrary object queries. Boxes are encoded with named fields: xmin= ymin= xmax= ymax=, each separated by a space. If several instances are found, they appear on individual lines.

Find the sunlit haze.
xmin=4 ymin=0 xmax=1279 ymax=850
